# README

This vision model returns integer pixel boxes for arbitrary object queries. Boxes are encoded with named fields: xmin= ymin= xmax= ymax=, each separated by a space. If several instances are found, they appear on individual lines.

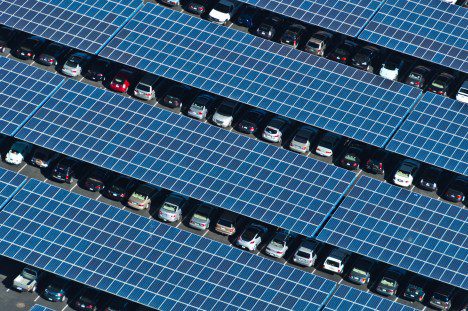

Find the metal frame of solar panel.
xmin=99 ymin=3 xmax=421 ymax=148
xmin=29 ymin=305 xmax=56 ymax=311
xmin=0 ymin=0 xmax=143 ymax=54
xmin=0 ymin=178 xmax=337 ymax=311
xmin=359 ymin=0 xmax=468 ymax=73
xmin=317 ymin=176 xmax=468 ymax=290
xmin=238 ymin=0 xmax=384 ymax=37
xmin=386 ymin=92 xmax=468 ymax=176
xmin=0 ymin=167 xmax=27 ymax=210
xmin=0 ymin=56 xmax=64 ymax=136
xmin=323 ymin=284 xmax=418 ymax=311
xmin=15 ymin=79 xmax=356 ymax=237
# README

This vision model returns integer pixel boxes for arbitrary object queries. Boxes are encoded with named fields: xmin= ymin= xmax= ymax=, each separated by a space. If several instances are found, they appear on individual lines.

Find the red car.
xmin=109 ymin=68 xmax=135 ymax=93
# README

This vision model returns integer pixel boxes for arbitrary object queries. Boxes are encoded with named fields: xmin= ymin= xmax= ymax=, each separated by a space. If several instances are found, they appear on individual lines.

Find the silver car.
xmin=212 ymin=100 xmax=241 ymax=127
xmin=187 ymin=93 xmax=216 ymax=120
xmin=262 ymin=116 xmax=291 ymax=143
xmin=265 ymin=232 xmax=295 ymax=258
xmin=236 ymin=223 xmax=268 ymax=251
xmin=189 ymin=204 xmax=216 ymax=230
xmin=158 ymin=194 xmax=186 ymax=222
xmin=62 ymin=52 xmax=92 ymax=77
xmin=293 ymin=240 xmax=321 ymax=267
xmin=289 ymin=126 xmax=318 ymax=153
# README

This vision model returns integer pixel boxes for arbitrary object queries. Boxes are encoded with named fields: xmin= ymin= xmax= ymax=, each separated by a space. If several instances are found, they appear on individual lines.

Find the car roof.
xmin=165 ymin=193 xmax=185 ymax=205
xmin=135 ymin=184 xmax=158 ymax=195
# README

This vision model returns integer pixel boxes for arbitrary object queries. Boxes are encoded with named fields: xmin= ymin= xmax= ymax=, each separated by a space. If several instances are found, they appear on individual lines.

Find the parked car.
xmin=134 ymin=73 xmax=160 ymax=100
xmin=346 ymin=257 xmax=375 ymax=285
xmin=62 ymin=52 xmax=92 ymax=77
xmin=322 ymin=248 xmax=351 ymax=274
xmin=158 ymin=193 xmax=185 ymax=222
xmin=441 ymin=0 xmax=457 ymax=4
xmin=236 ymin=5 xmax=260 ymax=29
xmin=265 ymin=231 xmax=295 ymax=258
xmin=161 ymin=84 xmax=193 ymax=108
xmin=5 ymin=141 xmax=32 ymax=165
xmin=364 ymin=149 xmax=388 ymax=175
xmin=289 ymin=125 xmax=318 ymax=154
xmin=429 ymin=285 xmax=455 ymax=310
xmin=255 ymin=15 xmax=283 ymax=40
xmin=236 ymin=109 xmax=268 ymax=134
xmin=327 ymin=40 xmax=358 ymax=64
xmin=82 ymin=169 xmax=111 ymax=192
xmin=315 ymin=132 xmax=342 ymax=157
xmin=403 ymin=275 xmax=427 ymax=302
xmin=393 ymin=159 xmax=421 ymax=187
xmin=36 ymin=42 xmax=68 ymax=66
xmin=189 ymin=204 xmax=217 ymax=230
xmin=105 ymin=176 xmax=137 ymax=201
xmin=418 ymin=166 xmax=442 ymax=191
xmin=428 ymin=72 xmax=455 ymax=97
xmin=186 ymin=0 xmax=210 ymax=14
xmin=13 ymin=267 xmax=40 ymax=292
xmin=212 ymin=100 xmax=241 ymax=127
xmin=339 ymin=142 xmax=365 ymax=170
xmin=379 ymin=54 xmax=405 ymax=81
xmin=443 ymin=175 xmax=467 ymax=203
xmin=215 ymin=210 xmax=238 ymax=236
xmin=187 ymin=93 xmax=217 ymax=120
xmin=405 ymin=65 xmax=432 ymax=89
xmin=262 ymin=116 xmax=291 ymax=143
xmin=293 ymin=239 xmax=321 ymax=267
xmin=74 ymin=289 xmax=99 ymax=311
xmin=375 ymin=267 xmax=405 ymax=296
xmin=280 ymin=24 xmax=307 ymax=48
xmin=456 ymin=79 xmax=468 ymax=103
xmin=160 ymin=0 xmax=180 ymax=6
xmin=127 ymin=184 xmax=158 ymax=210
xmin=351 ymin=45 xmax=381 ymax=73
xmin=99 ymin=295 xmax=129 ymax=311
xmin=208 ymin=0 xmax=241 ymax=25
xmin=109 ymin=68 xmax=136 ymax=93
xmin=30 ymin=148 xmax=59 ymax=168
xmin=51 ymin=157 xmax=81 ymax=183
xmin=13 ymin=36 xmax=46 ymax=60
xmin=85 ymin=58 xmax=112 ymax=82
xmin=0 ymin=25 xmax=15 ymax=53
xmin=43 ymin=276 xmax=67 ymax=302
xmin=304 ymin=31 xmax=333 ymax=56
xmin=236 ymin=223 xmax=268 ymax=251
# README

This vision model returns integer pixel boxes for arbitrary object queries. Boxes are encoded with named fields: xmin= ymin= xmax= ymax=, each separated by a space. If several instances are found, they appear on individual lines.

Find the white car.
xmin=315 ymin=132 xmax=341 ymax=157
xmin=208 ymin=0 xmax=241 ymax=25
xmin=456 ymin=79 xmax=468 ymax=104
xmin=212 ymin=100 xmax=240 ymax=128
xmin=265 ymin=232 xmax=295 ymax=258
xmin=393 ymin=159 xmax=421 ymax=187
xmin=441 ymin=0 xmax=457 ymax=4
xmin=236 ymin=223 xmax=267 ymax=251
xmin=262 ymin=116 xmax=291 ymax=143
xmin=5 ymin=141 xmax=32 ymax=165
xmin=293 ymin=240 xmax=321 ymax=267
xmin=62 ymin=52 xmax=92 ymax=77
xmin=322 ymin=248 xmax=351 ymax=274
xmin=379 ymin=55 xmax=404 ymax=81
xmin=290 ymin=126 xmax=318 ymax=154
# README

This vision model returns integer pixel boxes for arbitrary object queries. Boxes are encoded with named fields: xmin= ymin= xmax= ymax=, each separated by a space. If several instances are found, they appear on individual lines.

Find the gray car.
xmin=346 ymin=257 xmax=375 ymax=285
xmin=187 ymin=93 xmax=217 ymax=120
xmin=293 ymin=240 xmax=321 ymax=267
xmin=189 ymin=204 xmax=217 ymax=230
xmin=265 ymin=231 xmax=295 ymax=258
xmin=289 ymin=125 xmax=318 ymax=153
xmin=158 ymin=194 xmax=186 ymax=222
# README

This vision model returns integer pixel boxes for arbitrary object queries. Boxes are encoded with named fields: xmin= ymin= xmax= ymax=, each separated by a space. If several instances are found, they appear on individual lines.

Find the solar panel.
xmin=0 ymin=167 xmax=27 ymax=210
xmin=0 ymin=56 xmax=64 ymax=136
xmin=238 ymin=0 xmax=384 ymax=37
xmin=386 ymin=92 xmax=468 ymax=176
xmin=0 ymin=0 xmax=143 ymax=54
xmin=323 ymin=285 xmax=418 ymax=311
xmin=359 ymin=0 xmax=468 ymax=73
xmin=317 ymin=176 xmax=468 ymax=290
xmin=15 ymin=79 xmax=356 ymax=237
xmin=29 ymin=305 xmax=56 ymax=311
xmin=99 ymin=3 xmax=421 ymax=148
xmin=0 ymin=178 xmax=337 ymax=310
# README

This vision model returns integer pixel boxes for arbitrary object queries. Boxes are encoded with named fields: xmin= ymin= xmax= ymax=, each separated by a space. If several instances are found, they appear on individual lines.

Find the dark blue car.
xmin=236 ymin=6 xmax=260 ymax=29
xmin=43 ymin=277 xmax=67 ymax=302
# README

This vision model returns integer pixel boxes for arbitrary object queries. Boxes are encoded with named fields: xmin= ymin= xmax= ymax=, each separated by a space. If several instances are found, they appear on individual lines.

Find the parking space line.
xmin=78 ymin=77 xmax=84 ymax=82
xmin=393 ymin=296 xmax=398 ymax=301
xmin=70 ymin=183 xmax=79 ymax=191
xmin=338 ymin=278 xmax=343 ymax=284
xmin=202 ymin=230 xmax=209 ymax=237
xmin=34 ymin=295 xmax=40 ymax=301
xmin=410 ymin=185 xmax=415 ymax=191
xmin=61 ymin=305 xmax=68 ymax=311
xmin=6 ymin=288 xmax=9 ymax=292
xmin=17 ymin=163 xmax=28 ymax=173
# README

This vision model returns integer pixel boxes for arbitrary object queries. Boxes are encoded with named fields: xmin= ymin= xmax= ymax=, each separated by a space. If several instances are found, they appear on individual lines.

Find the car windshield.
xmin=344 ymin=154 xmax=357 ymax=161
xmin=80 ymin=296 xmax=94 ymax=305
xmin=44 ymin=44 xmax=60 ymax=54
xmin=217 ymin=103 xmax=234 ymax=115
xmin=242 ymin=229 xmax=257 ymax=240
xmin=217 ymin=218 xmax=233 ymax=227
xmin=384 ymin=61 xmax=398 ymax=70
xmin=431 ymin=80 xmax=445 ymax=89
xmin=325 ymin=259 xmax=340 ymax=267
xmin=381 ymin=278 xmax=396 ymax=287
xmin=137 ymin=84 xmax=151 ymax=92
xmin=22 ymin=269 xmax=36 ymax=280
xmin=162 ymin=202 xmax=177 ymax=212
xmin=131 ymin=192 xmax=146 ymax=200
xmin=113 ymin=179 xmax=129 ymax=189
xmin=297 ymin=251 xmax=310 ymax=258
xmin=433 ymin=293 xmax=449 ymax=302
xmin=459 ymin=87 xmax=468 ymax=95
xmin=114 ymin=77 xmax=124 ymax=84
xmin=193 ymin=213 xmax=208 ymax=221
xmin=21 ymin=39 xmax=37 ymax=49
xmin=258 ymin=24 xmax=271 ymax=32
xmin=451 ymin=179 xmax=467 ymax=191
xmin=0 ymin=27 xmax=11 ymax=40
xmin=47 ymin=285 xmax=62 ymax=292
xmin=88 ymin=177 xmax=104 ymax=185
xmin=214 ymin=3 xmax=231 ymax=13
xmin=271 ymin=238 xmax=285 ymax=248
xmin=294 ymin=132 xmax=309 ymax=143
xmin=307 ymin=41 xmax=320 ymax=49
xmin=396 ymin=170 xmax=410 ymax=178
xmin=352 ymin=268 xmax=367 ymax=276
xmin=408 ymin=73 xmax=422 ymax=81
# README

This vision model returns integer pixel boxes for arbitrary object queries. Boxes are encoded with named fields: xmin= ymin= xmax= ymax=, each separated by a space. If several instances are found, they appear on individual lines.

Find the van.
xmin=134 ymin=73 xmax=160 ymax=100
xmin=322 ymin=248 xmax=351 ymax=274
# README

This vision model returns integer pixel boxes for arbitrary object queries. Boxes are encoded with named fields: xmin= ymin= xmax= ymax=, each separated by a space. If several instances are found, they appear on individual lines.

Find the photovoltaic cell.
xmin=0 ymin=167 xmax=27 ymax=210
xmin=15 ymin=79 xmax=356 ymax=237
xmin=0 ymin=0 xmax=142 ymax=54
xmin=0 ymin=179 xmax=337 ymax=310
xmin=359 ymin=0 xmax=468 ymax=73
xmin=323 ymin=285 xmax=418 ymax=311
xmin=386 ymin=92 xmax=468 ymax=176
xmin=0 ymin=56 xmax=64 ymax=136
xmin=99 ymin=3 xmax=421 ymax=147
xmin=238 ymin=0 xmax=384 ymax=37
xmin=317 ymin=176 xmax=468 ymax=290
xmin=30 ymin=305 xmax=56 ymax=311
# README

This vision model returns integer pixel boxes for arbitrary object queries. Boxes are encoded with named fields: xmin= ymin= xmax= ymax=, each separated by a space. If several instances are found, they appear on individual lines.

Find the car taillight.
xmin=337 ymin=269 xmax=341 ymax=273
xmin=250 ymin=240 xmax=255 ymax=244
xmin=419 ymin=296 xmax=423 ymax=302
xmin=414 ymin=81 xmax=420 ymax=85
xmin=145 ymin=93 xmax=151 ymax=97
xmin=325 ymin=150 xmax=332 ymax=154
xmin=277 ymin=251 xmax=283 ymax=254
xmin=201 ymin=223 xmax=206 ymax=227
xmin=250 ymin=127 xmax=254 ymax=132
xmin=316 ymin=49 xmax=321 ymax=53
xmin=198 ymin=7 xmax=204 ymax=12
xmin=27 ymin=52 xmax=32 ymax=57
xmin=456 ymin=195 xmax=462 ymax=199
xmin=198 ymin=111 xmax=203 ymax=115
xmin=353 ymin=163 xmax=357 ymax=167
xmin=437 ymin=91 xmax=444 ymax=95
xmin=159 ymin=211 xmax=163 ymax=215
xmin=229 ymin=227 xmax=234 ymax=232
xmin=48 ymin=59 xmax=54 ymax=63
xmin=361 ymin=278 xmax=366 ymax=283
xmin=65 ymin=175 xmax=69 ymax=180
xmin=95 ymin=185 xmax=101 ymax=189
xmin=293 ymin=40 xmax=297 ymax=46
xmin=341 ymin=57 xmax=347 ymax=61
xmin=72 ymin=70 xmax=77 ymax=73
xmin=86 ymin=305 xmax=93 ymax=309
xmin=302 ymin=146 xmax=306 ymax=150
xmin=138 ymin=203 xmax=145 ymax=206
xmin=97 ymin=73 xmax=103 ymax=76
xmin=379 ymin=163 xmax=382 ymax=170
xmin=120 ymin=193 xmax=125 ymax=197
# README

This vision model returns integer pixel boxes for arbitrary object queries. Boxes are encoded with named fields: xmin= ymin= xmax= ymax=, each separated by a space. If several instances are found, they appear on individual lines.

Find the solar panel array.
xmin=237 ymin=0 xmax=384 ymax=37
xmin=0 ymin=167 xmax=27 ymax=210
xmin=0 ymin=0 xmax=142 ymax=54
xmin=317 ymin=176 xmax=468 ymax=290
xmin=16 ymin=79 xmax=356 ymax=237
xmin=0 ymin=179 xmax=337 ymax=311
xmin=323 ymin=285 xmax=418 ymax=311
xmin=386 ymin=92 xmax=468 ymax=176
xmin=0 ymin=56 xmax=64 ymax=136
xmin=99 ymin=3 xmax=421 ymax=148
xmin=29 ymin=305 xmax=56 ymax=311
xmin=359 ymin=0 xmax=468 ymax=73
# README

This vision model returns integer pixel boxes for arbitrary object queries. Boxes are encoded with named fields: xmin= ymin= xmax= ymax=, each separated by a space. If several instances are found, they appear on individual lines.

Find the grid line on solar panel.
xmin=386 ymin=92 xmax=468 ymax=176
xmin=0 ymin=178 xmax=337 ymax=311
xmin=30 ymin=305 xmax=56 ymax=311
xmin=0 ymin=167 xmax=27 ymax=210
xmin=99 ymin=3 xmax=421 ymax=148
xmin=317 ymin=176 xmax=468 ymax=290
xmin=323 ymin=285 xmax=418 ymax=311
xmin=359 ymin=0 xmax=468 ymax=73
xmin=0 ymin=56 xmax=64 ymax=136
xmin=15 ymin=79 xmax=356 ymax=237
xmin=0 ymin=0 xmax=142 ymax=54
xmin=238 ymin=0 xmax=384 ymax=37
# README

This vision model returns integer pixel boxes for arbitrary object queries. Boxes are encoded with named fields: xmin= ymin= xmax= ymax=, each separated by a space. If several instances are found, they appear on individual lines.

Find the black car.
xmin=327 ymin=40 xmax=358 ymax=65
xmin=346 ymin=256 xmax=375 ymax=285
xmin=13 ymin=36 xmax=46 ymax=60
xmin=236 ymin=109 xmax=268 ymax=134
xmin=99 ymin=295 xmax=129 ymax=311
xmin=0 ymin=25 xmax=16 ymax=53
xmin=85 ymin=58 xmax=112 ymax=82
xmin=185 ymin=0 xmax=209 ymax=14
xmin=418 ymin=166 xmax=442 ymax=191
xmin=36 ymin=42 xmax=69 ymax=66
xmin=443 ymin=176 xmax=467 ymax=203
xmin=405 ymin=65 xmax=432 ymax=89
xmin=339 ymin=143 xmax=365 ymax=170
xmin=255 ymin=15 xmax=283 ymax=40
xmin=280 ymin=24 xmax=307 ymax=48
xmin=82 ymin=169 xmax=112 ymax=192
xmin=428 ymin=72 xmax=456 ymax=97
xmin=74 ymin=289 xmax=99 ymax=311
xmin=403 ymin=275 xmax=427 ymax=302
xmin=365 ymin=149 xmax=388 ymax=175
xmin=429 ymin=285 xmax=455 ymax=310
xmin=51 ymin=157 xmax=81 ymax=183
xmin=161 ymin=84 xmax=194 ymax=108
xmin=236 ymin=5 xmax=261 ymax=29
xmin=105 ymin=176 xmax=137 ymax=201
xmin=351 ymin=45 xmax=381 ymax=73
xmin=43 ymin=276 xmax=68 ymax=302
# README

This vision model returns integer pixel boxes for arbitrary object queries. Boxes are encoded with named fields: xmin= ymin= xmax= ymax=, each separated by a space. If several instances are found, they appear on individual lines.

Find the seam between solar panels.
xmin=355 ymin=0 xmax=388 ymax=38
xmin=0 ymin=174 xmax=27 ymax=212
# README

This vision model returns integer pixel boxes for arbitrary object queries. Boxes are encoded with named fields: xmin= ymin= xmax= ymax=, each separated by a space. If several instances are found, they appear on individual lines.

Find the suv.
xmin=161 ymin=84 xmax=193 ymax=108
xmin=82 ymin=168 xmax=111 ymax=192
xmin=393 ymin=159 xmax=421 ymax=187
xmin=305 ymin=31 xmax=333 ymax=56
xmin=105 ymin=176 xmax=137 ymax=201
xmin=158 ymin=193 xmax=186 ymax=222
xmin=215 ymin=210 xmax=238 ymax=236
xmin=62 ymin=52 xmax=92 ymax=77
xmin=208 ymin=0 xmax=241 ymax=25
xmin=346 ymin=257 xmax=375 ymax=285
xmin=428 ymin=72 xmax=455 ymax=97
xmin=443 ymin=175 xmax=467 ymax=203
xmin=456 ymin=79 xmax=468 ymax=103
xmin=262 ymin=116 xmax=291 ymax=143
xmin=5 ymin=141 xmax=32 ymax=165
xmin=255 ymin=15 xmax=283 ymax=40
xmin=280 ymin=24 xmax=307 ymax=48
xmin=322 ymin=248 xmax=351 ymax=274
xmin=351 ymin=45 xmax=381 ymax=73
xmin=189 ymin=204 xmax=217 ymax=230
xmin=187 ymin=93 xmax=217 ymax=120
xmin=364 ymin=149 xmax=388 ymax=175
xmin=339 ymin=142 xmax=365 ymax=170
xmin=85 ymin=58 xmax=112 ymax=82
xmin=403 ymin=275 xmax=427 ymax=302
xmin=236 ymin=109 xmax=268 ymax=134
xmin=429 ymin=285 xmax=455 ymax=310
xmin=379 ymin=54 xmax=405 ymax=81
xmin=13 ymin=36 xmax=46 ymax=60
xmin=293 ymin=239 xmax=321 ymax=267
xmin=212 ymin=100 xmax=241 ymax=128
xmin=327 ymin=40 xmax=358 ymax=65
xmin=30 ymin=148 xmax=59 ymax=168
xmin=418 ymin=166 xmax=442 ymax=192
xmin=289 ymin=126 xmax=318 ymax=154
xmin=265 ymin=231 xmax=295 ymax=258
xmin=405 ymin=65 xmax=432 ymax=89
xmin=315 ymin=132 xmax=342 ymax=157
xmin=127 ymin=184 xmax=158 ymax=210
xmin=134 ymin=73 xmax=159 ymax=100
xmin=51 ymin=157 xmax=81 ymax=183
xmin=13 ymin=267 xmax=40 ymax=292
xmin=375 ymin=267 xmax=406 ymax=296
xmin=236 ymin=223 xmax=268 ymax=251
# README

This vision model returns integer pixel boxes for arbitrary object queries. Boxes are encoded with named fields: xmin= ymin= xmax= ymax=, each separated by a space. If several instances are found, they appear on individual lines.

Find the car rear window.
xmin=137 ymin=84 xmax=151 ymax=92
xmin=217 ymin=218 xmax=233 ymax=227
xmin=325 ymin=259 xmax=340 ymax=267
xmin=296 ymin=251 xmax=311 ymax=258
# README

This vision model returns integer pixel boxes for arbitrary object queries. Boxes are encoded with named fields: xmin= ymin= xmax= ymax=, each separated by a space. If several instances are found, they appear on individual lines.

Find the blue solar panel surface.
xmin=99 ymin=4 xmax=421 ymax=147
xmin=0 ymin=56 xmax=64 ymax=136
xmin=0 ymin=179 xmax=337 ymax=311
xmin=0 ymin=167 xmax=27 ymax=210
xmin=323 ymin=285 xmax=418 ymax=311
xmin=0 ymin=0 xmax=142 ymax=54
xmin=29 ymin=305 xmax=56 ymax=311
xmin=15 ymin=79 xmax=356 ymax=237
xmin=317 ymin=176 xmax=468 ymax=290
xmin=359 ymin=0 xmax=468 ymax=73
xmin=237 ymin=0 xmax=384 ymax=37
xmin=386 ymin=92 xmax=468 ymax=176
